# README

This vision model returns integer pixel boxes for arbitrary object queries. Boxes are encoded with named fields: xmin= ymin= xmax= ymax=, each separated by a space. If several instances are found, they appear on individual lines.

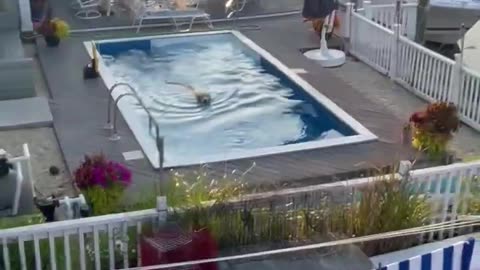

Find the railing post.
xmin=389 ymin=23 xmax=401 ymax=80
xmin=404 ymin=5 xmax=417 ymax=40
xmin=363 ymin=0 xmax=373 ymax=20
xmin=344 ymin=2 xmax=354 ymax=40
xmin=357 ymin=0 xmax=364 ymax=10
xmin=156 ymin=196 xmax=167 ymax=222
xmin=448 ymin=53 xmax=462 ymax=105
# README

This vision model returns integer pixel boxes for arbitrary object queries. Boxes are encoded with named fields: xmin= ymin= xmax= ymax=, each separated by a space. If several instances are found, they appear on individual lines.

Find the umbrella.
xmin=302 ymin=0 xmax=337 ymax=20
xmin=457 ymin=20 xmax=480 ymax=72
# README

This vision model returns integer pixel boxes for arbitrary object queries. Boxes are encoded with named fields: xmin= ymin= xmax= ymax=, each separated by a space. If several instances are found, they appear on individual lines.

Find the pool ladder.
xmin=225 ymin=0 xmax=260 ymax=30
xmin=105 ymin=82 xmax=164 ymax=169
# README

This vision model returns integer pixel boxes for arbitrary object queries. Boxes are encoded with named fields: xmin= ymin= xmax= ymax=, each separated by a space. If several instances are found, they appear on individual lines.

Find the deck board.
xmin=37 ymin=15 xmax=422 ymax=194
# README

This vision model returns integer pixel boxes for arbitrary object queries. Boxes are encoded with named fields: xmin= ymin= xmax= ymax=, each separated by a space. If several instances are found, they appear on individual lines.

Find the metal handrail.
xmin=225 ymin=0 xmax=260 ymax=30
xmin=106 ymin=83 xmax=164 ymax=169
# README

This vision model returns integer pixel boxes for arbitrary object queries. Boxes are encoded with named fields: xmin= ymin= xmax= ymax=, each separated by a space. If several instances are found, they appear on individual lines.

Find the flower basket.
xmin=38 ymin=18 xmax=70 ymax=47
xmin=74 ymin=154 xmax=132 ymax=215
xmin=409 ymin=102 xmax=459 ymax=161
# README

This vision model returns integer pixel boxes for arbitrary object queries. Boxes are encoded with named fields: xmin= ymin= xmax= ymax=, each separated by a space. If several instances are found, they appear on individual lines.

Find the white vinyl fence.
xmin=0 ymin=206 xmax=167 ymax=270
xmin=1 ymin=160 xmax=480 ymax=269
xmin=458 ymin=66 xmax=480 ymax=129
xmin=363 ymin=1 xmax=417 ymax=40
xmin=350 ymin=12 xmax=394 ymax=75
xmin=395 ymin=36 xmax=454 ymax=103
xmin=346 ymin=5 xmax=480 ymax=132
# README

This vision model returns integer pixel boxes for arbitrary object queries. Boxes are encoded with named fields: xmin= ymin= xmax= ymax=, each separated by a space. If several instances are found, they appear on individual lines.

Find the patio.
xmin=37 ymin=13 xmax=425 ymax=197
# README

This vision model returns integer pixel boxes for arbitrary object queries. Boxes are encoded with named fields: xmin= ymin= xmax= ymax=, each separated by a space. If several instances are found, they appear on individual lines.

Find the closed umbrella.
xmin=302 ymin=0 xmax=337 ymax=20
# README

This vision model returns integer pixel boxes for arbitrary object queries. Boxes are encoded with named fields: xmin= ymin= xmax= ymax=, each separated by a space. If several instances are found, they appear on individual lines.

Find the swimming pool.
xmin=89 ymin=31 xmax=376 ymax=168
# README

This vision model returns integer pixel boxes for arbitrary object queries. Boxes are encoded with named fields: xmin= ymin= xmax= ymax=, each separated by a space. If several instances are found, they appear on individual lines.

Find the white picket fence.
xmin=0 ymin=207 xmax=167 ymax=270
xmin=1 ymin=160 xmax=480 ymax=269
xmin=345 ymin=4 xmax=480 ymax=132
xmin=363 ymin=1 xmax=417 ymax=40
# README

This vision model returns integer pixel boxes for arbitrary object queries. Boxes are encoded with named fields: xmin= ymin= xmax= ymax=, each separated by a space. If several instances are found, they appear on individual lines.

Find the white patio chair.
xmin=130 ymin=0 xmax=213 ymax=33
xmin=71 ymin=0 xmax=102 ymax=20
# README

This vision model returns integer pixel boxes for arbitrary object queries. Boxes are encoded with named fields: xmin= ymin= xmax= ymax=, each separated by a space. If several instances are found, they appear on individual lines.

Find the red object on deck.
xmin=140 ymin=228 xmax=219 ymax=270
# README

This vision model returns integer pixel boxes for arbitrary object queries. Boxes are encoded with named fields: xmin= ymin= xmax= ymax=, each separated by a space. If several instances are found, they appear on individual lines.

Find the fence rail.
xmin=458 ymin=66 xmax=480 ymax=129
xmin=350 ymin=12 xmax=393 ymax=75
xmin=348 ymin=6 xmax=480 ymax=132
xmin=395 ymin=36 xmax=454 ymax=103
xmin=0 ymin=208 xmax=166 ymax=270
xmin=1 ymin=160 xmax=480 ymax=269
xmin=363 ymin=1 xmax=417 ymax=40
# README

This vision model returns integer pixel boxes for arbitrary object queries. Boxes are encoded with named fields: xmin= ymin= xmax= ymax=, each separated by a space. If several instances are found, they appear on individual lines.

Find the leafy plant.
xmin=74 ymin=154 xmax=132 ymax=215
xmin=460 ymin=175 xmax=480 ymax=215
xmin=38 ymin=18 xmax=70 ymax=39
xmin=160 ymin=165 xmax=430 ymax=256
xmin=409 ymin=102 xmax=459 ymax=159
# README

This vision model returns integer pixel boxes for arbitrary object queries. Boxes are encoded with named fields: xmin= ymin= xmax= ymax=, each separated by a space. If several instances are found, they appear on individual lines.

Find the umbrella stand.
xmin=303 ymin=16 xmax=346 ymax=68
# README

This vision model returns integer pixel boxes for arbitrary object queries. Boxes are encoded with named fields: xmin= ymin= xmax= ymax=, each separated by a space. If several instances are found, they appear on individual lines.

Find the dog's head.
xmin=197 ymin=94 xmax=212 ymax=106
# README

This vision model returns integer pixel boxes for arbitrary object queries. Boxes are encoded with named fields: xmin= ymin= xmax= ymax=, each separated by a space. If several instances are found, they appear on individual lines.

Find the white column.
xmin=389 ymin=23 xmax=401 ymax=80
xmin=343 ymin=2 xmax=354 ymax=39
xmin=448 ymin=53 xmax=462 ymax=105
xmin=405 ymin=5 xmax=417 ymax=40
xmin=156 ymin=196 xmax=167 ymax=222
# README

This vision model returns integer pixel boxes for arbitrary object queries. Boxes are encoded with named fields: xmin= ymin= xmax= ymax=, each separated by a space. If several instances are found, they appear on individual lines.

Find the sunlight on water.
xmin=101 ymin=36 xmax=349 ymax=165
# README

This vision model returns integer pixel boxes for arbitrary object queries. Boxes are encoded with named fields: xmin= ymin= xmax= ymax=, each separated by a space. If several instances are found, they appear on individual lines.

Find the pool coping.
xmin=85 ymin=30 xmax=377 ymax=168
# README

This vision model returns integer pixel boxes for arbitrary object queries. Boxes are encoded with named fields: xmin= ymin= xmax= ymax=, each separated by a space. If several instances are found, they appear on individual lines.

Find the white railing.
xmin=1 ymin=161 xmax=479 ymax=269
xmin=246 ymin=160 xmax=480 ymax=241
xmin=350 ymin=12 xmax=394 ymax=75
xmin=458 ymin=66 xmax=480 ymax=130
xmin=395 ymin=35 xmax=454 ymax=103
xmin=346 ymin=6 xmax=480 ymax=132
xmin=0 ymin=204 xmax=166 ymax=270
xmin=363 ymin=1 xmax=417 ymax=40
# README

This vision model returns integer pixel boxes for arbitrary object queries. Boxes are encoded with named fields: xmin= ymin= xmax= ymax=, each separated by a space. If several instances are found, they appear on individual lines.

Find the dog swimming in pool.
xmin=166 ymin=81 xmax=212 ymax=106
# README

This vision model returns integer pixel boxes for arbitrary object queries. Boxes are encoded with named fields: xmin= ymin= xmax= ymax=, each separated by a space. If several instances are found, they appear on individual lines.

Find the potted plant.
xmin=409 ymin=102 xmax=460 ymax=161
xmin=73 ymin=154 xmax=132 ymax=215
xmin=0 ymin=149 xmax=13 ymax=178
xmin=38 ymin=18 xmax=70 ymax=47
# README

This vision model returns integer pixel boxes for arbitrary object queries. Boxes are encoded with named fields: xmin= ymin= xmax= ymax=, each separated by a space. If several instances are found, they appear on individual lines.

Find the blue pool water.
xmin=97 ymin=33 xmax=359 ymax=167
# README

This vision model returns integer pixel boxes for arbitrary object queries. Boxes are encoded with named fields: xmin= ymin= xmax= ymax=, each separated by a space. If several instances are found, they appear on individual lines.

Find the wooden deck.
xmin=37 ymin=15 xmax=421 ymax=195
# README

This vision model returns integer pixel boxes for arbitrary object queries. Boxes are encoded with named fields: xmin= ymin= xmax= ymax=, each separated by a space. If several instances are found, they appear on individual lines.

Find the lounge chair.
xmin=71 ymin=0 xmax=102 ymax=20
xmin=130 ymin=0 xmax=213 ymax=33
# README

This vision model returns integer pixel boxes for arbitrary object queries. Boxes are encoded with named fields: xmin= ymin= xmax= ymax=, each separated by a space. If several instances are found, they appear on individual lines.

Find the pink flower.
xmin=74 ymin=154 xmax=132 ymax=190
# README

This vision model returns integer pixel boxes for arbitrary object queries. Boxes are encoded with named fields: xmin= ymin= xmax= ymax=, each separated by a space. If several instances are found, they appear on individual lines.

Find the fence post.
xmin=363 ymin=0 xmax=372 ymax=19
xmin=343 ymin=2 xmax=354 ymax=40
xmin=156 ymin=196 xmax=167 ymax=222
xmin=389 ymin=24 xmax=400 ymax=80
xmin=448 ymin=53 xmax=462 ymax=105
xmin=405 ymin=5 xmax=417 ymax=40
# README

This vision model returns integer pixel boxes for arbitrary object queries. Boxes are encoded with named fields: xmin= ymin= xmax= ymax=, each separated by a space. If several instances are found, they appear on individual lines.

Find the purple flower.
xmin=74 ymin=154 xmax=132 ymax=190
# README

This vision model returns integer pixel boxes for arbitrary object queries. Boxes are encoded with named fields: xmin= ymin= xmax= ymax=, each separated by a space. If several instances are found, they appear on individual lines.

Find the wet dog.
xmin=166 ymin=81 xmax=212 ymax=106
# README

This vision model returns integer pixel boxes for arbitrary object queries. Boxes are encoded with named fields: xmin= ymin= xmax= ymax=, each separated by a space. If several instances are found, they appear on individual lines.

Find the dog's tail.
xmin=165 ymin=81 xmax=196 ymax=93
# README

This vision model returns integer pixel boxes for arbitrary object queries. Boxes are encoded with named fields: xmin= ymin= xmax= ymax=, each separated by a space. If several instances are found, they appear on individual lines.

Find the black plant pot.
xmin=34 ymin=197 xmax=59 ymax=222
xmin=45 ymin=35 xmax=60 ymax=47
xmin=83 ymin=59 xmax=99 ymax=80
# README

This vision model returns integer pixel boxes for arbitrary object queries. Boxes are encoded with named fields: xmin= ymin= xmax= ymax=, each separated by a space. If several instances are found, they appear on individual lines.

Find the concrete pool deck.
xmin=36 ymin=15 xmax=480 ymax=194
